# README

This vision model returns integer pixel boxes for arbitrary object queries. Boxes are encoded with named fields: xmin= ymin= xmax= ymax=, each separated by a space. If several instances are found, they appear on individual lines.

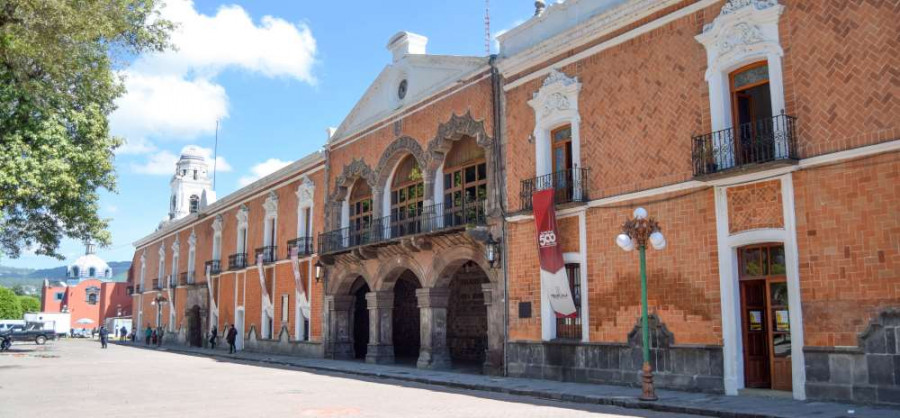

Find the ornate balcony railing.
xmin=520 ymin=166 xmax=590 ymax=212
xmin=205 ymin=260 xmax=221 ymax=275
xmin=255 ymin=246 xmax=277 ymax=264
xmin=127 ymin=286 xmax=135 ymax=295
xmin=692 ymin=113 xmax=798 ymax=177
xmin=228 ymin=253 xmax=248 ymax=270
xmin=152 ymin=279 xmax=162 ymax=290
xmin=286 ymin=237 xmax=314 ymax=258
xmin=319 ymin=198 xmax=487 ymax=255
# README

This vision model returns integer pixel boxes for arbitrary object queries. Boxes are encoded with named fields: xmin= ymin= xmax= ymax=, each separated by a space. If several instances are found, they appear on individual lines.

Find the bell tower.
xmin=169 ymin=146 xmax=215 ymax=220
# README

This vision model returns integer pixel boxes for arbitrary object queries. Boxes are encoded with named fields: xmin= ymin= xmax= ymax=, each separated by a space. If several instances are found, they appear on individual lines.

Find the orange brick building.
xmin=129 ymin=0 xmax=899 ymax=406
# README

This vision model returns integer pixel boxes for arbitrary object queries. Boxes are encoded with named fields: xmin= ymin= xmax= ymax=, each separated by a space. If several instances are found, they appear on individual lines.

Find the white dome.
xmin=68 ymin=244 xmax=112 ymax=281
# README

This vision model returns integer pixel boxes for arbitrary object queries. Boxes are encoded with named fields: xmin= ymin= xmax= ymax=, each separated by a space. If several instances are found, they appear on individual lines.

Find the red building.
xmin=40 ymin=244 xmax=132 ymax=330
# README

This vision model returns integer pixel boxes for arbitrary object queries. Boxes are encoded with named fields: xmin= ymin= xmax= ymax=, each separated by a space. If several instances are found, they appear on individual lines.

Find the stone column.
xmin=365 ymin=291 xmax=395 ymax=364
xmin=482 ymin=282 xmax=505 ymax=375
xmin=416 ymin=287 xmax=451 ymax=370
xmin=326 ymin=295 xmax=354 ymax=359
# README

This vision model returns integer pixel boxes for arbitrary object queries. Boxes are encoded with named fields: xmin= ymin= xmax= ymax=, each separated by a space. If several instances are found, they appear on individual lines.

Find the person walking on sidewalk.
xmin=144 ymin=325 xmax=152 ymax=345
xmin=98 ymin=326 xmax=109 ymax=349
xmin=226 ymin=325 xmax=237 ymax=354
xmin=120 ymin=326 xmax=128 ymax=342
xmin=209 ymin=325 xmax=218 ymax=350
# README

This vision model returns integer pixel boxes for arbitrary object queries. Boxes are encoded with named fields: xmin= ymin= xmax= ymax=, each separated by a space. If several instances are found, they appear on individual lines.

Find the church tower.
xmin=169 ymin=146 xmax=216 ymax=220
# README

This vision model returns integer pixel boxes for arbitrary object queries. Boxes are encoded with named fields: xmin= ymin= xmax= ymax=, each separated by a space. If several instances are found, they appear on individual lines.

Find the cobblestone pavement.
xmin=0 ymin=340 xmax=698 ymax=418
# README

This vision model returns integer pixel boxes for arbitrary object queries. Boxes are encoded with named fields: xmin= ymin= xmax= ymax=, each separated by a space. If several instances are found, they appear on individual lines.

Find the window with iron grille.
xmin=555 ymin=263 xmax=582 ymax=340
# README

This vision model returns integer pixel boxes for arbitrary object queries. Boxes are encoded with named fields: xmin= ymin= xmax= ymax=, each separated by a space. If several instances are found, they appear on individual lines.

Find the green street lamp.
xmin=616 ymin=207 xmax=666 ymax=401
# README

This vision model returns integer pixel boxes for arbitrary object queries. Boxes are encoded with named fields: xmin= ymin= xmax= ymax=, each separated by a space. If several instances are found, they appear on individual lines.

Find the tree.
xmin=0 ymin=286 xmax=22 ymax=319
xmin=0 ymin=1 xmax=172 ymax=259
xmin=17 ymin=294 xmax=39 ymax=313
xmin=11 ymin=284 xmax=25 ymax=295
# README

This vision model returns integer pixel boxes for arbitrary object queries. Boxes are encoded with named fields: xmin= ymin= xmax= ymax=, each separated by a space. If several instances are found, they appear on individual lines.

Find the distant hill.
xmin=0 ymin=261 xmax=131 ymax=287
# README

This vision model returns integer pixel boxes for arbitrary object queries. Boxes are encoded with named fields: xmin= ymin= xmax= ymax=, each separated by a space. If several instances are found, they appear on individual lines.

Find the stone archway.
xmin=350 ymin=277 xmax=370 ymax=360
xmin=187 ymin=305 xmax=203 ymax=347
xmin=392 ymin=271 xmax=422 ymax=362
xmin=446 ymin=261 xmax=489 ymax=371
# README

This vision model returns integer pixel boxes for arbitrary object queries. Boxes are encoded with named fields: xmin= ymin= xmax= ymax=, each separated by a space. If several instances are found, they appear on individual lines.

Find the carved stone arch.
xmin=327 ymin=159 xmax=378 ymax=230
xmin=430 ymin=244 xmax=496 ymax=289
xmin=328 ymin=263 xmax=374 ymax=295
xmin=372 ymin=254 xmax=428 ymax=291
xmin=374 ymin=136 xmax=428 ymax=192
xmin=426 ymin=112 xmax=492 ymax=172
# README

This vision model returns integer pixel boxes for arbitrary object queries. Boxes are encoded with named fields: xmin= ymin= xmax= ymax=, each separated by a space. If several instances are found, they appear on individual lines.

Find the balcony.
xmin=205 ymin=259 xmax=222 ymax=275
xmin=178 ymin=271 xmax=195 ymax=286
xmin=167 ymin=275 xmax=176 ymax=289
xmin=127 ymin=286 xmax=135 ymax=295
xmin=255 ymin=246 xmax=277 ymax=264
xmin=519 ymin=167 xmax=590 ymax=212
xmin=692 ymin=113 xmax=797 ymax=178
xmin=228 ymin=253 xmax=248 ymax=270
xmin=135 ymin=284 xmax=144 ymax=293
xmin=152 ymin=279 xmax=162 ymax=290
xmin=286 ymin=237 xmax=314 ymax=258
xmin=319 ymin=198 xmax=487 ymax=255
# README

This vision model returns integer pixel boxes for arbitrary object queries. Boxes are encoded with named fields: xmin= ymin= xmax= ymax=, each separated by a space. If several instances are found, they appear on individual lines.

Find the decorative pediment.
xmin=263 ymin=191 xmax=279 ymax=217
xmin=296 ymin=175 xmax=315 ymax=207
xmin=528 ymin=69 xmax=581 ymax=123
xmin=158 ymin=244 xmax=165 ymax=258
xmin=171 ymin=237 xmax=180 ymax=253
xmin=696 ymin=0 xmax=784 ymax=78
xmin=188 ymin=230 xmax=197 ymax=248
xmin=212 ymin=214 xmax=224 ymax=233
xmin=236 ymin=204 xmax=249 ymax=225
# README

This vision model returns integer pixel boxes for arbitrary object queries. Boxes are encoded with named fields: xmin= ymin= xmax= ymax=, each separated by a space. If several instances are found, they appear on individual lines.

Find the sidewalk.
xmin=125 ymin=343 xmax=896 ymax=418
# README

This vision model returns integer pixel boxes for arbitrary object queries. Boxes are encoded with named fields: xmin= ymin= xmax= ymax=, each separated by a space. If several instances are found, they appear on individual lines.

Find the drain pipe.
xmin=488 ymin=54 xmax=510 ymax=377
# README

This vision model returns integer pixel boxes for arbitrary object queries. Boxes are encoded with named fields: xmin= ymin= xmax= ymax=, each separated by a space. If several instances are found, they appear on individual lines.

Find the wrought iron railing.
xmin=135 ymin=284 xmax=144 ymax=293
xmin=319 ymin=198 xmax=488 ymax=255
xmin=692 ymin=113 xmax=797 ymax=177
xmin=205 ymin=260 xmax=221 ymax=275
xmin=127 ymin=286 xmax=135 ymax=295
xmin=228 ymin=253 xmax=248 ymax=270
xmin=152 ymin=279 xmax=162 ymax=290
xmin=520 ymin=166 xmax=590 ymax=212
xmin=286 ymin=237 xmax=314 ymax=258
xmin=255 ymin=246 xmax=277 ymax=264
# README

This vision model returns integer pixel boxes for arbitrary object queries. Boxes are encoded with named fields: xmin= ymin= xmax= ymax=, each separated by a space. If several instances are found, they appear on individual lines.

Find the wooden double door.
xmin=739 ymin=244 xmax=792 ymax=391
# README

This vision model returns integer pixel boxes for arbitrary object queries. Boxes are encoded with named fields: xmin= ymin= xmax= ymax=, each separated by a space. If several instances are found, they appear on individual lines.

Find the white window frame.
xmin=139 ymin=252 xmax=146 ymax=290
xmin=296 ymin=176 xmax=315 ymax=241
xmin=157 ymin=244 xmax=165 ymax=282
xmin=263 ymin=191 xmax=279 ymax=249
xmin=187 ymin=231 xmax=196 ymax=283
xmin=236 ymin=204 xmax=249 ymax=254
xmin=212 ymin=214 xmax=223 ymax=262
xmin=696 ymin=1 xmax=787 ymax=168
xmin=527 ymin=69 xmax=582 ymax=184
xmin=171 ymin=238 xmax=180 ymax=288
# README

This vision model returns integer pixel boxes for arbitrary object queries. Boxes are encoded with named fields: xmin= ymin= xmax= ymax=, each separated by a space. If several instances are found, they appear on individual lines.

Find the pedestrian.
xmin=151 ymin=329 xmax=157 ymax=345
xmin=226 ymin=325 xmax=237 ymax=354
xmin=99 ymin=326 xmax=109 ymax=349
xmin=208 ymin=325 xmax=218 ymax=350
xmin=91 ymin=327 xmax=97 ymax=339
xmin=145 ymin=325 xmax=152 ymax=345
xmin=120 ymin=326 xmax=128 ymax=342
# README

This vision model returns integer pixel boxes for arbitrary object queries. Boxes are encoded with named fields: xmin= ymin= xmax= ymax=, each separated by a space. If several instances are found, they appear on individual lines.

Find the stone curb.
xmin=124 ymin=343 xmax=794 ymax=418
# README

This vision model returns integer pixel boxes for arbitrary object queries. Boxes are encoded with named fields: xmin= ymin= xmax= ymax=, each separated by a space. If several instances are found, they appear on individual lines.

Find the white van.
xmin=0 ymin=320 xmax=26 ymax=333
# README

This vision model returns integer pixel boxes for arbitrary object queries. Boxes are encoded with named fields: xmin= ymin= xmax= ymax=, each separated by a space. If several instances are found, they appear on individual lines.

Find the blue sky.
xmin=7 ymin=0 xmax=538 ymax=269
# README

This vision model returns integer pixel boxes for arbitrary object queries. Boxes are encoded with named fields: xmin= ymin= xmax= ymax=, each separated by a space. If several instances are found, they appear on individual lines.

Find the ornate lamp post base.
xmin=640 ymin=361 xmax=658 ymax=401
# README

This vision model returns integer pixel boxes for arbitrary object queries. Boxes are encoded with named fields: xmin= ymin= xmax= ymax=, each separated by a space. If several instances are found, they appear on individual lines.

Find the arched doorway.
xmin=350 ymin=277 xmax=370 ymax=360
xmin=187 ymin=305 xmax=202 ymax=347
xmin=392 ymin=271 xmax=421 ymax=362
xmin=446 ymin=261 xmax=489 ymax=372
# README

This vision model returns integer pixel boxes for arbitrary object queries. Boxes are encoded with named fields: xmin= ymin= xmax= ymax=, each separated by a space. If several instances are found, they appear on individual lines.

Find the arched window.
xmin=390 ymin=155 xmax=424 ymax=236
xmin=88 ymin=267 xmax=96 ymax=277
xmin=171 ymin=195 xmax=177 ymax=212
xmin=348 ymin=179 xmax=373 ymax=246
xmin=189 ymin=195 xmax=200 ymax=213
xmin=71 ymin=267 xmax=80 ymax=278
xmin=443 ymin=136 xmax=487 ymax=225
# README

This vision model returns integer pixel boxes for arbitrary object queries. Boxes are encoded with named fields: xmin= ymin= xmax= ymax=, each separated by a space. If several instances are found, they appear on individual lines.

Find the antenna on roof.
xmin=213 ymin=119 xmax=219 ymax=191
xmin=484 ymin=0 xmax=491 ymax=55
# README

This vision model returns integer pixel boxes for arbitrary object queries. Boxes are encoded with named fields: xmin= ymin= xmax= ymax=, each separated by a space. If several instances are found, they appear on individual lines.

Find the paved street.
xmin=0 ymin=340 xmax=697 ymax=418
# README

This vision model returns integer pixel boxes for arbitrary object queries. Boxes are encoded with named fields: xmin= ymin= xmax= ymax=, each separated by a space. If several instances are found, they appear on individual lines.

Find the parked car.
xmin=3 ymin=322 xmax=57 ymax=345
xmin=0 ymin=320 xmax=26 ymax=333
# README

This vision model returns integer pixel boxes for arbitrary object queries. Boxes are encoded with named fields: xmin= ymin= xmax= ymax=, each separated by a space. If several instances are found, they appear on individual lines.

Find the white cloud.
xmin=112 ymin=0 xmax=318 ymax=152
xmin=131 ymin=145 xmax=232 ymax=176
xmin=105 ymin=205 xmax=119 ymax=214
xmin=238 ymin=158 xmax=290 ymax=187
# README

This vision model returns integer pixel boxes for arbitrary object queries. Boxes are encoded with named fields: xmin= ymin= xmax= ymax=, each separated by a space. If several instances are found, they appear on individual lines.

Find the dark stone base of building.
xmin=506 ymin=332 xmax=724 ymax=394
xmin=805 ymin=309 xmax=900 ymax=406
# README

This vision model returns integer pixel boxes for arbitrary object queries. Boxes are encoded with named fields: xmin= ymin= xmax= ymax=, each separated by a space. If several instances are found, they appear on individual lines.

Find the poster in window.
xmin=775 ymin=310 xmax=790 ymax=332
xmin=749 ymin=310 xmax=763 ymax=331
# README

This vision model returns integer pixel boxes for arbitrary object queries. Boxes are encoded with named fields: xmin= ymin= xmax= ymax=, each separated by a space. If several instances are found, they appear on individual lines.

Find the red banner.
xmin=533 ymin=189 xmax=577 ymax=317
